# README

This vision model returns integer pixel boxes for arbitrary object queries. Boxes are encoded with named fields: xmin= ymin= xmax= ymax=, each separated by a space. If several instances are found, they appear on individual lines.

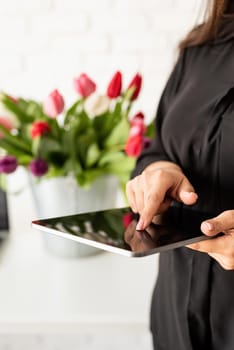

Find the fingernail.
xmin=185 ymin=191 xmax=198 ymax=198
xmin=182 ymin=191 xmax=194 ymax=197
xmin=204 ymin=222 xmax=213 ymax=231
xmin=136 ymin=218 xmax=144 ymax=230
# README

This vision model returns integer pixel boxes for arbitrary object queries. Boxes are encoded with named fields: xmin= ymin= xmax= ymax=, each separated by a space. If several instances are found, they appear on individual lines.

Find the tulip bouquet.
xmin=0 ymin=72 xmax=153 ymax=190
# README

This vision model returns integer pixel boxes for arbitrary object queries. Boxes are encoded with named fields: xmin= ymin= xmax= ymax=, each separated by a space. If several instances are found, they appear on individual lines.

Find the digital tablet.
xmin=32 ymin=206 xmax=217 ymax=258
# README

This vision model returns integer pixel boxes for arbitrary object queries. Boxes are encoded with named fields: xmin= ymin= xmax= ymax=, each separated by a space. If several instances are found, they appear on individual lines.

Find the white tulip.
xmin=84 ymin=94 xmax=110 ymax=118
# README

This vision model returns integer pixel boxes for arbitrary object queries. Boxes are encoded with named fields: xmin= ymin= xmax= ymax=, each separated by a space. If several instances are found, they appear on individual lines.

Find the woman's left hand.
xmin=187 ymin=210 xmax=234 ymax=270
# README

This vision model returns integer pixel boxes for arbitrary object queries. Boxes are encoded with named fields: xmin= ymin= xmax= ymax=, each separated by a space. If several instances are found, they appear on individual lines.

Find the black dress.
xmin=132 ymin=18 xmax=234 ymax=350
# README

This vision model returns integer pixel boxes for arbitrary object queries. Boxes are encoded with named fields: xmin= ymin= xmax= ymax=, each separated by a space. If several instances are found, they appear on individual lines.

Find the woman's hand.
xmin=187 ymin=210 xmax=234 ymax=270
xmin=126 ymin=161 xmax=198 ymax=230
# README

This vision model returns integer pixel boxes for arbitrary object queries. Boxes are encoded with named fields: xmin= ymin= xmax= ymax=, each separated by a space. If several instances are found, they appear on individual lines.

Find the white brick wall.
xmin=0 ymin=0 xmax=202 ymax=120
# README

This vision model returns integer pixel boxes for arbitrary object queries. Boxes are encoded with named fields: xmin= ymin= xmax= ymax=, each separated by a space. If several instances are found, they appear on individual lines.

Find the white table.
xmin=0 ymin=184 xmax=158 ymax=350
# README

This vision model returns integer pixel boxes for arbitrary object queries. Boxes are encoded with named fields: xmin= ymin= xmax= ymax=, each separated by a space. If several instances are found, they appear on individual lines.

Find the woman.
xmin=126 ymin=1 xmax=234 ymax=349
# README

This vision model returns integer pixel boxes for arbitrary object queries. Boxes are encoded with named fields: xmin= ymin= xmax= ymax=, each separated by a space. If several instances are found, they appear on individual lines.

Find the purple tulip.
xmin=29 ymin=159 xmax=48 ymax=177
xmin=0 ymin=155 xmax=18 ymax=174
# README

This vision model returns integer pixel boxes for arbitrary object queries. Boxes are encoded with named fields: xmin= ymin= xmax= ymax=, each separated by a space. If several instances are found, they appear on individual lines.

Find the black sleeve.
xmin=131 ymin=50 xmax=187 ymax=178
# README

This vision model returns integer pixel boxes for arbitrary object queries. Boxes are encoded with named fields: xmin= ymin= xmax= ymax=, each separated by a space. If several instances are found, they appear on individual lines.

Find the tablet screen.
xmin=32 ymin=206 xmax=215 ymax=257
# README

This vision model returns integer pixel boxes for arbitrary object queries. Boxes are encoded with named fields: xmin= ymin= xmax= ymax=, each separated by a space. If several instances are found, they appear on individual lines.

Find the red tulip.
xmin=43 ymin=89 xmax=65 ymax=118
xmin=125 ymin=134 xmax=143 ymax=157
xmin=30 ymin=121 xmax=51 ymax=139
xmin=106 ymin=71 xmax=122 ymax=98
xmin=0 ymin=116 xmax=13 ymax=139
xmin=73 ymin=73 xmax=96 ymax=97
xmin=127 ymin=73 xmax=142 ymax=100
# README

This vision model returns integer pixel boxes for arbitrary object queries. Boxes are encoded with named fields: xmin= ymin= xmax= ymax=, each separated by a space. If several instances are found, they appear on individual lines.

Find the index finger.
xmin=137 ymin=172 xmax=172 ymax=229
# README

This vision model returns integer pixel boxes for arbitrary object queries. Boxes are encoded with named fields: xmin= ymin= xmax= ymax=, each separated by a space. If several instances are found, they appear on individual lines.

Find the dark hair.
xmin=179 ymin=0 xmax=234 ymax=50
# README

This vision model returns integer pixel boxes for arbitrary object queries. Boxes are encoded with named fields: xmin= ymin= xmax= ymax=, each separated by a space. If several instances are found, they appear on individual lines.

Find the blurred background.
xmin=0 ymin=0 xmax=201 ymax=349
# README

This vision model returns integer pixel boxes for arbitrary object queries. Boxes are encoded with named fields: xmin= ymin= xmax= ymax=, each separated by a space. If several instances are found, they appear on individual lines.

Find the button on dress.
xmin=132 ymin=18 xmax=234 ymax=350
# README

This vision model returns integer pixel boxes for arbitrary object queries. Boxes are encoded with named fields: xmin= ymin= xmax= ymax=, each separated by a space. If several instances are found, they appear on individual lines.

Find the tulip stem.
xmin=0 ymin=174 xmax=6 ymax=191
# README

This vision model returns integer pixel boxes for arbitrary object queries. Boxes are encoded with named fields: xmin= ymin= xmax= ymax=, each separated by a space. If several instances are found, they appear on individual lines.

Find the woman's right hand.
xmin=126 ymin=161 xmax=198 ymax=230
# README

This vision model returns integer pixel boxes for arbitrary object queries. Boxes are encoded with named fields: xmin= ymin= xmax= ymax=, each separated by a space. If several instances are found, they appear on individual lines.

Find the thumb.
xmin=201 ymin=210 xmax=234 ymax=236
xmin=178 ymin=178 xmax=198 ymax=205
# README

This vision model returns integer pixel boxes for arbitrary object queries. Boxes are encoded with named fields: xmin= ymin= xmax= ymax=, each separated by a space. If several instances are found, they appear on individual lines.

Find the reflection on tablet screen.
xmin=32 ymin=206 xmax=214 ymax=257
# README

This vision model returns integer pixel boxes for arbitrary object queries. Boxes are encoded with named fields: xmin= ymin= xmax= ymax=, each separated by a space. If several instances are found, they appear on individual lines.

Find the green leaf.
xmin=17 ymin=154 xmax=33 ymax=165
xmin=47 ymin=152 xmax=66 ymax=167
xmin=76 ymin=129 xmax=97 ymax=167
xmin=62 ymin=129 xmax=75 ymax=155
xmin=48 ymin=118 xmax=62 ymax=140
xmin=64 ymin=100 xmax=83 ymax=124
xmin=46 ymin=165 xmax=64 ymax=178
xmin=92 ymin=113 xmax=110 ymax=143
xmin=35 ymin=137 xmax=63 ymax=160
xmin=0 ymin=125 xmax=32 ymax=154
xmin=85 ymin=143 xmax=101 ymax=167
xmin=104 ymin=115 xmax=130 ymax=148
xmin=92 ymin=102 xmax=124 ymax=146
xmin=32 ymin=137 xmax=41 ymax=156
xmin=0 ymin=174 xmax=7 ymax=191
xmin=112 ymin=100 xmax=122 ymax=118
xmin=18 ymin=124 xmax=31 ymax=143
xmin=61 ymin=128 xmax=83 ymax=174
xmin=105 ymin=156 xmax=136 ymax=176
xmin=0 ymin=139 xmax=27 ymax=157
xmin=145 ymin=121 xmax=155 ymax=138
xmin=68 ymin=111 xmax=90 ymax=135
xmin=76 ymin=168 xmax=106 ymax=188
xmin=98 ymin=151 xmax=126 ymax=167
xmin=64 ymin=102 xmax=90 ymax=135
xmin=31 ymin=136 xmax=67 ymax=168
xmin=63 ymin=158 xmax=82 ymax=176
xmin=1 ymin=96 xmax=35 ymax=123
xmin=123 ymin=86 xmax=135 ymax=101
xmin=24 ymin=100 xmax=43 ymax=119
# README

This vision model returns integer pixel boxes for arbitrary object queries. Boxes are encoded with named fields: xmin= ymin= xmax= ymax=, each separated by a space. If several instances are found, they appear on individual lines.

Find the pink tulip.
xmin=129 ymin=112 xmax=146 ymax=137
xmin=73 ymin=74 xmax=96 ymax=97
xmin=43 ymin=89 xmax=65 ymax=118
xmin=0 ymin=116 xmax=13 ymax=139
